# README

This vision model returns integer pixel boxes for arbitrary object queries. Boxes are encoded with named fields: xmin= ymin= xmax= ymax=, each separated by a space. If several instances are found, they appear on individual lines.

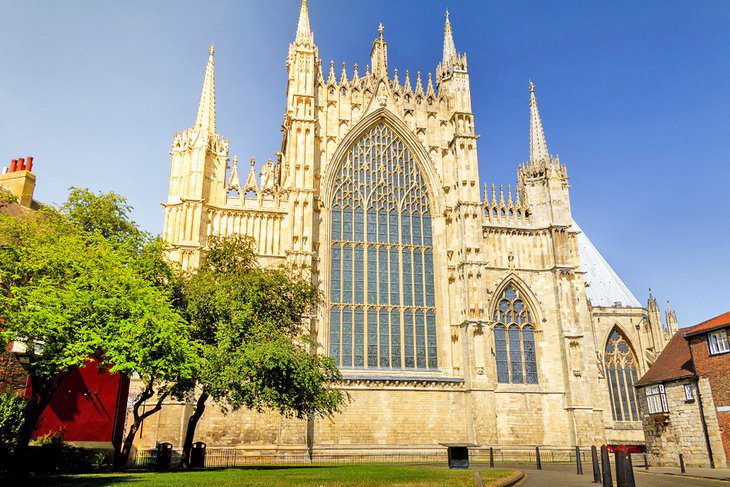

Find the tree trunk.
xmin=181 ymin=391 xmax=209 ymax=467
xmin=114 ymin=383 xmax=170 ymax=470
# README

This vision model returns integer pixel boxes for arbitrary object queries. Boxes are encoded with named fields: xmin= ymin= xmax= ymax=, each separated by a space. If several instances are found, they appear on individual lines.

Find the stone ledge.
xmin=339 ymin=375 xmax=465 ymax=389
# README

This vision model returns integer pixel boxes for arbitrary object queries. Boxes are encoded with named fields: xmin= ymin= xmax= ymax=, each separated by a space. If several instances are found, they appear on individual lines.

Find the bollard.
xmin=625 ymin=451 xmax=636 ymax=487
xmin=591 ymin=446 xmax=601 ymax=483
xmin=679 ymin=453 xmax=686 ymax=473
xmin=489 ymin=447 xmax=494 ymax=468
xmin=576 ymin=446 xmax=583 ymax=475
xmin=156 ymin=442 xmax=173 ymax=470
xmin=644 ymin=453 xmax=649 ymax=470
xmin=600 ymin=446 xmax=613 ymax=487
xmin=615 ymin=450 xmax=626 ymax=487
xmin=535 ymin=446 xmax=542 ymax=470
xmin=190 ymin=441 xmax=207 ymax=468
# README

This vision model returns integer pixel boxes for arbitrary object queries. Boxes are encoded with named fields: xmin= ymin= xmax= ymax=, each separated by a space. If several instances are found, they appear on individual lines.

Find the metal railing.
xmin=132 ymin=446 xmax=592 ymax=469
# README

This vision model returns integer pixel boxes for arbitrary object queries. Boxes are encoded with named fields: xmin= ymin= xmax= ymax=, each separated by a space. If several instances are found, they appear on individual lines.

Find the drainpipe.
xmin=688 ymin=341 xmax=715 ymax=468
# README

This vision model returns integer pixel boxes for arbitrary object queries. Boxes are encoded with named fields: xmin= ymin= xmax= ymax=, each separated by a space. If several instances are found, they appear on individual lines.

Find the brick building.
xmin=685 ymin=312 xmax=730 ymax=465
xmin=636 ymin=311 xmax=730 ymax=468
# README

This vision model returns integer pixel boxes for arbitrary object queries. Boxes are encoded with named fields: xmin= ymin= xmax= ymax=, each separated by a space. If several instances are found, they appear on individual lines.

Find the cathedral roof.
xmin=573 ymin=221 xmax=642 ymax=308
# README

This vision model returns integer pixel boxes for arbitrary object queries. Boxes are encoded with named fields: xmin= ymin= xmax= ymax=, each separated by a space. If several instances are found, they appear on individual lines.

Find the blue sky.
xmin=2 ymin=1 xmax=729 ymax=326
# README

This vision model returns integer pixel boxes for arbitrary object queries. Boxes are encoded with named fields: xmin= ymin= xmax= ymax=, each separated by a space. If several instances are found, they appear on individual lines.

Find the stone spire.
xmin=227 ymin=155 xmax=241 ymax=190
xmin=370 ymin=23 xmax=388 ymax=78
xmin=295 ymin=0 xmax=313 ymax=45
xmin=243 ymin=157 xmax=259 ymax=194
xmin=443 ymin=10 xmax=457 ymax=63
xmin=529 ymin=81 xmax=549 ymax=163
xmin=195 ymin=45 xmax=216 ymax=134
xmin=426 ymin=73 xmax=436 ymax=97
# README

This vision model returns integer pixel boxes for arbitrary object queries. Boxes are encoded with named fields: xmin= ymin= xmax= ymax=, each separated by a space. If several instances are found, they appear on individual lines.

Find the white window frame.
xmin=708 ymin=330 xmax=730 ymax=355
xmin=646 ymin=384 xmax=669 ymax=414
xmin=684 ymin=384 xmax=695 ymax=402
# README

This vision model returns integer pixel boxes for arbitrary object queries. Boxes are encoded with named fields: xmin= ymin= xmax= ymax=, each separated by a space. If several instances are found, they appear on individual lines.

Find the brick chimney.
xmin=0 ymin=156 xmax=37 ymax=207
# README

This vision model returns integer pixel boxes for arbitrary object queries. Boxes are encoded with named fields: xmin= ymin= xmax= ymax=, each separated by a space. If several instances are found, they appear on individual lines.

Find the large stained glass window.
xmin=330 ymin=123 xmax=437 ymax=370
xmin=604 ymin=328 xmax=640 ymax=421
xmin=493 ymin=284 xmax=538 ymax=384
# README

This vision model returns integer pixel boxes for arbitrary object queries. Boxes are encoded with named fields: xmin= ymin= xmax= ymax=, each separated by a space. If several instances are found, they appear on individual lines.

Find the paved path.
xmin=497 ymin=463 xmax=729 ymax=486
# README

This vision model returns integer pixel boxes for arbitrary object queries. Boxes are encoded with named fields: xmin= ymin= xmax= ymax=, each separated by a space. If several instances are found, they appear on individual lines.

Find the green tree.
xmin=60 ymin=189 xmax=199 ymax=468
xmin=179 ymin=235 xmax=346 ymax=465
xmin=0 ymin=190 xmax=197 ymax=466
xmin=0 ymin=391 xmax=25 ymax=464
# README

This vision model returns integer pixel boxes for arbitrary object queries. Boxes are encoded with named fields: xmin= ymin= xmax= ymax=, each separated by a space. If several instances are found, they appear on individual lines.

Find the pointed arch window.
xmin=329 ymin=123 xmax=437 ymax=370
xmin=604 ymin=328 xmax=640 ymax=421
xmin=493 ymin=284 xmax=538 ymax=384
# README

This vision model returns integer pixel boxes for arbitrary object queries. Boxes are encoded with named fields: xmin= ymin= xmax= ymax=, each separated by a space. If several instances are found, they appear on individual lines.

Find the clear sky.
xmin=2 ymin=1 xmax=729 ymax=327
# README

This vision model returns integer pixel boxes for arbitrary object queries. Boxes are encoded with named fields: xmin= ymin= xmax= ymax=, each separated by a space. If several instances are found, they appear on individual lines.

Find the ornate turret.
xmin=370 ymin=23 xmax=388 ymax=79
xmin=518 ymin=82 xmax=568 ymax=184
xmin=282 ymin=0 xmax=319 ymax=272
xmin=164 ymin=45 xmax=230 ymax=269
xmin=517 ymin=81 xmax=571 ymax=226
xmin=436 ymin=11 xmax=468 ymax=84
xmin=666 ymin=301 xmax=679 ymax=335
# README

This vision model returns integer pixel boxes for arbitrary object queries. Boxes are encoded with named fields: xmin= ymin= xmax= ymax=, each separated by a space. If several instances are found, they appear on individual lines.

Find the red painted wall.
xmin=33 ymin=359 xmax=129 ymax=448
xmin=688 ymin=329 xmax=730 ymax=463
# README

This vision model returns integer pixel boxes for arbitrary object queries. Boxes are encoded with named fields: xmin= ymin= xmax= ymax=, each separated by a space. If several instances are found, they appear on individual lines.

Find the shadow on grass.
xmin=0 ymin=464 xmax=350 ymax=487
xmin=1 ymin=474 xmax=140 ymax=487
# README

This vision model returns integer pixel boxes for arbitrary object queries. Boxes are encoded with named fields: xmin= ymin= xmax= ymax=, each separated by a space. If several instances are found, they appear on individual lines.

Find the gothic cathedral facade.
xmin=151 ymin=1 xmax=678 ymax=454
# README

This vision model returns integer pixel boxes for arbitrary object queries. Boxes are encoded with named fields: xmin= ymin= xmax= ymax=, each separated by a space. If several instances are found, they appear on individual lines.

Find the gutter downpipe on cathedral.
xmin=687 ymin=341 xmax=715 ymax=468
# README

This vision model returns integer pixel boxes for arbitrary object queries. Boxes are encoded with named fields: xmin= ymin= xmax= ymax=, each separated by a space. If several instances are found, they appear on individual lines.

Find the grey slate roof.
xmin=573 ymin=221 xmax=642 ymax=308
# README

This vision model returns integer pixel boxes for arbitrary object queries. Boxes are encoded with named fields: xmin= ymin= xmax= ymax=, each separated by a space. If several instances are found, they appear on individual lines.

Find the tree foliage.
xmin=179 ymin=235 xmax=345 ymax=464
xmin=0 ymin=189 xmax=198 ymax=460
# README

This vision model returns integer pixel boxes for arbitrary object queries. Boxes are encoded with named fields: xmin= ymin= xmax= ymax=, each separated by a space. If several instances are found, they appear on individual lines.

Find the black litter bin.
xmin=447 ymin=446 xmax=469 ymax=469
xmin=156 ymin=442 xmax=173 ymax=470
xmin=191 ymin=442 xmax=207 ymax=468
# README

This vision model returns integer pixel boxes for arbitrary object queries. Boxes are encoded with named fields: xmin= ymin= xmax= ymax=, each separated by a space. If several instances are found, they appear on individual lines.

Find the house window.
xmin=329 ymin=123 xmax=437 ymax=370
xmin=646 ymin=384 xmax=669 ymax=414
xmin=493 ymin=284 xmax=538 ymax=384
xmin=684 ymin=384 xmax=695 ymax=402
xmin=708 ymin=330 xmax=730 ymax=355
xmin=604 ymin=328 xmax=640 ymax=421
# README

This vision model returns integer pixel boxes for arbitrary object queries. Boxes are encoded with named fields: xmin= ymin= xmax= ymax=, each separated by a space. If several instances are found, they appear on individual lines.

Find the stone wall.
xmin=639 ymin=378 xmax=726 ymax=467
xmin=641 ymin=379 xmax=705 ymax=466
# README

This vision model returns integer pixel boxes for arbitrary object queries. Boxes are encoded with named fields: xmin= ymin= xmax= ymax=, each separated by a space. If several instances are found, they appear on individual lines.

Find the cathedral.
xmin=148 ymin=1 xmax=679 ymax=456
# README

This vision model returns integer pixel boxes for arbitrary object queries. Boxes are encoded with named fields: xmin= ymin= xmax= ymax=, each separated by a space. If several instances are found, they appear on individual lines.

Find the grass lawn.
xmin=12 ymin=464 xmax=517 ymax=487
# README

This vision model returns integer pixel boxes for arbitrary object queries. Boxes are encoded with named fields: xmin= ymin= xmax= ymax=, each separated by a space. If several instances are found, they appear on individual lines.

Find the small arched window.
xmin=493 ymin=284 xmax=538 ymax=384
xmin=605 ymin=328 xmax=640 ymax=421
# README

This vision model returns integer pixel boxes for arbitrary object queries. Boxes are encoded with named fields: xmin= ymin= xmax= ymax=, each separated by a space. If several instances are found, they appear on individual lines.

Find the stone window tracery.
xmin=329 ymin=123 xmax=437 ymax=370
xmin=604 ymin=328 xmax=640 ymax=421
xmin=493 ymin=284 xmax=538 ymax=384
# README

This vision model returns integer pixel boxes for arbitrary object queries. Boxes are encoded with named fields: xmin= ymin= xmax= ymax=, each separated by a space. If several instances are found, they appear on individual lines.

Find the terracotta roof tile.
xmin=635 ymin=331 xmax=693 ymax=387
xmin=683 ymin=311 xmax=730 ymax=337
